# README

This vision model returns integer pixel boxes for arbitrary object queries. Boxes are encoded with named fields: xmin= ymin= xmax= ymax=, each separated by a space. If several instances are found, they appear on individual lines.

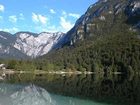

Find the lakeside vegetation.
xmin=37 ymin=22 xmax=140 ymax=74
xmin=0 ymin=0 xmax=139 ymax=75
xmin=1 ymin=26 xmax=140 ymax=75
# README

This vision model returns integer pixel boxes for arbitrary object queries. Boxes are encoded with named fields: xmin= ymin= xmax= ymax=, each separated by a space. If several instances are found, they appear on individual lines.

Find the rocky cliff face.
xmin=0 ymin=31 xmax=28 ymax=59
xmin=63 ymin=0 xmax=140 ymax=45
xmin=125 ymin=0 xmax=140 ymax=28
xmin=14 ymin=32 xmax=64 ymax=57
xmin=0 ymin=31 xmax=65 ymax=58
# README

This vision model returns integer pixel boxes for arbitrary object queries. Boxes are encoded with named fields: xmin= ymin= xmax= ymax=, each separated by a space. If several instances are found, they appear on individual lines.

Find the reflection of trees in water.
xmin=30 ymin=74 xmax=140 ymax=104
xmin=5 ymin=73 xmax=140 ymax=104
xmin=100 ymin=79 xmax=113 ymax=96
xmin=42 ymin=74 xmax=140 ymax=104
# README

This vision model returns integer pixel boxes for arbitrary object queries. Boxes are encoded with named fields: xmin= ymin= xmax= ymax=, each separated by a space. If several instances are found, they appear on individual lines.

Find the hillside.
xmin=2 ymin=0 xmax=140 ymax=73
xmin=37 ymin=0 xmax=140 ymax=73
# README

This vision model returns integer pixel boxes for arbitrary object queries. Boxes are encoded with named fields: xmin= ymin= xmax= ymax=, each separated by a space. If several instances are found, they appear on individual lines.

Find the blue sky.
xmin=0 ymin=0 xmax=97 ymax=34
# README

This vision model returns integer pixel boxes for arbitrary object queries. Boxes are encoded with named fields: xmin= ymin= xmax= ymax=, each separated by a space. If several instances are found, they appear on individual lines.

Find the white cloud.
xmin=60 ymin=17 xmax=74 ymax=32
xmin=31 ymin=11 xmax=77 ymax=33
xmin=69 ymin=13 xmax=80 ymax=18
xmin=34 ymin=25 xmax=62 ymax=33
xmin=38 ymin=15 xmax=48 ymax=24
xmin=0 ymin=27 xmax=19 ymax=33
xmin=50 ymin=9 xmax=56 ymax=14
xmin=62 ymin=11 xmax=67 ymax=17
xmin=32 ymin=13 xmax=39 ymax=23
xmin=19 ymin=13 xmax=25 ymax=20
xmin=58 ymin=10 xmax=75 ymax=32
xmin=32 ymin=13 xmax=48 ymax=24
xmin=0 ymin=4 xmax=4 ymax=12
xmin=9 ymin=15 xmax=17 ymax=23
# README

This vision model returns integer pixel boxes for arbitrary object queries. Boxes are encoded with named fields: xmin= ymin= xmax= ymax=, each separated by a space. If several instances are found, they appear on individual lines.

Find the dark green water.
xmin=0 ymin=73 xmax=140 ymax=105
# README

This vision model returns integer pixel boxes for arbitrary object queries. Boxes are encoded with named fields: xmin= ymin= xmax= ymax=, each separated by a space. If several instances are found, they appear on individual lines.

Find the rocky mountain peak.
xmin=63 ymin=0 xmax=140 ymax=46
xmin=0 ymin=31 xmax=65 ymax=58
xmin=13 ymin=32 xmax=65 ymax=57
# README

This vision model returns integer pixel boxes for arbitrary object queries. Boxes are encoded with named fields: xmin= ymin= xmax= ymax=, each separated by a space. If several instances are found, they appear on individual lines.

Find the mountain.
xmin=38 ymin=0 xmax=140 ymax=73
xmin=60 ymin=0 xmax=140 ymax=46
xmin=0 ymin=31 xmax=65 ymax=58
xmin=0 ymin=31 xmax=28 ymax=59
xmin=14 ymin=32 xmax=64 ymax=57
xmin=1 ymin=0 xmax=140 ymax=73
xmin=0 ymin=84 xmax=55 ymax=105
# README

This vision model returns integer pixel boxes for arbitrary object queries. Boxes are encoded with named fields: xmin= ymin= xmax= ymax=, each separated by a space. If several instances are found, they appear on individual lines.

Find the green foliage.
xmin=7 ymin=60 xmax=17 ymax=69
xmin=6 ymin=60 xmax=36 ymax=71
xmin=2 ymin=24 xmax=140 ymax=74
xmin=40 ymin=25 xmax=140 ymax=73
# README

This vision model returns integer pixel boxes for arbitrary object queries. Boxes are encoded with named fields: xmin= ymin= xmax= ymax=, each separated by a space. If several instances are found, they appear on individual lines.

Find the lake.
xmin=0 ymin=72 xmax=140 ymax=105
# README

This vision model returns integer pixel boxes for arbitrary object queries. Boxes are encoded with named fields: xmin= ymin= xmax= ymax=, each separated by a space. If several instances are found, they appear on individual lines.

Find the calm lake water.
xmin=0 ymin=73 xmax=140 ymax=105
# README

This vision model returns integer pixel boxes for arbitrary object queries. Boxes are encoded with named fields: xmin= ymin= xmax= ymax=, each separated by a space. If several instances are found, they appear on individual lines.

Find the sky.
xmin=0 ymin=0 xmax=97 ymax=34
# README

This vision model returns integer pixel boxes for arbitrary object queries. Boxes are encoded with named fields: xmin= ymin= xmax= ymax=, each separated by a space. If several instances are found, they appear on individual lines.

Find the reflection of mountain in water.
xmin=32 ymin=74 xmax=140 ymax=104
xmin=0 ymin=83 xmax=104 ymax=105
xmin=3 ymin=73 xmax=140 ymax=105
xmin=0 ymin=84 xmax=55 ymax=105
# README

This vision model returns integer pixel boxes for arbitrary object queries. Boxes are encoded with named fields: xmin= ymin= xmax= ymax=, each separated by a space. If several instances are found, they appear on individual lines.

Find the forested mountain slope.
xmin=38 ymin=0 xmax=140 ymax=73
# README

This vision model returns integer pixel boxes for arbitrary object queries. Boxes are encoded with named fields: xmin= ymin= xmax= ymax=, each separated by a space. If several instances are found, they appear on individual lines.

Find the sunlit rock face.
xmin=62 ymin=0 xmax=140 ymax=46
xmin=14 ymin=32 xmax=65 ymax=58
xmin=0 ymin=84 xmax=55 ymax=105
xmin=0 ymin=31 xmax=65 ymax=58
xmin=0 ymin=31 xmax=28 ymax=59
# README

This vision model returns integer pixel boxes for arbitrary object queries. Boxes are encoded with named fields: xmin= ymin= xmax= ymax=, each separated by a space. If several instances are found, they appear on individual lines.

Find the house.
xmin=0 ymin=64 xmax=6 ymax=70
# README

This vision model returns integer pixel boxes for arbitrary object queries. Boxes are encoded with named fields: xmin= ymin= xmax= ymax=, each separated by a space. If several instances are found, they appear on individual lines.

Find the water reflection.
xmin=1 ymin=73 xmax=140 ymax=105
xmin=0 ymin=84 xmax=55 ymax=105
xmin=0 ymin=83 xmax=108 ymax=105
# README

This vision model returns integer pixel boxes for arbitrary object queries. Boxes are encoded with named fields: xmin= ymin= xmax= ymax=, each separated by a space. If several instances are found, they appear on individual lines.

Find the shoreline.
xmin=0 ymin=69 xmax=124 ymax=75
